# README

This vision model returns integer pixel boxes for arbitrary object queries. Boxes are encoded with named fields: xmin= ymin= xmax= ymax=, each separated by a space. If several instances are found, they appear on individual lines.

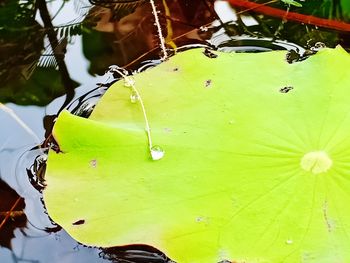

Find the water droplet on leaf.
xmin=130 ymin=92 xmax=140 ymax=103
xmin=124 ymin=76 xmax=135 ymax=87
xmin=150 ymin=145 xmax=165 ymax=160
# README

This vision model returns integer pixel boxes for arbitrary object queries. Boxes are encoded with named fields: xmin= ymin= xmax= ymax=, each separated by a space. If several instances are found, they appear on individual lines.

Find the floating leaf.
xmin=44 ymin=47 xmax=350 ymax=262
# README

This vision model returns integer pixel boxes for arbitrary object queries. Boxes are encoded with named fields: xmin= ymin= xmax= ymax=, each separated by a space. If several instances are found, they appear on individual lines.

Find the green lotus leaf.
xmin=44 ymin=47 xmax=350 ymax=263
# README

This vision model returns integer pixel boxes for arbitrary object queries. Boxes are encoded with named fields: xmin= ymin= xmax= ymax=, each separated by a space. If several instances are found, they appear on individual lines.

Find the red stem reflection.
xmin=226 ymin=0 xmax=350 ymax=32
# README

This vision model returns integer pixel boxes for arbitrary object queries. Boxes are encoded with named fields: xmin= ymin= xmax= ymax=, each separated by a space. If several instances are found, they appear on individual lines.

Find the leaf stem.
xmin=111 ymin=69 xmax=154 ymax=151
xmin=149 ymin=0 xmax=168 ymax=60
xmin=130 ymin=84 xmax=153 ymax=149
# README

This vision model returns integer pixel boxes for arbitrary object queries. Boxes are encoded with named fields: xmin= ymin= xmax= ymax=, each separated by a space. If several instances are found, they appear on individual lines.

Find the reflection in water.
xmin=83 ymin=0 xmax=216 ymax=73
xmin=0 ymin=179 xmax=26 ymax=250
xmin=0 ymin=0 xmax=78 ymax=107
xmin=100 ymin=245 xmax=173 ymax=262
xmin=37 ymin=0 xmax=76 ymax=112
xmin=1 ymin=0 xmax=350 ymax=262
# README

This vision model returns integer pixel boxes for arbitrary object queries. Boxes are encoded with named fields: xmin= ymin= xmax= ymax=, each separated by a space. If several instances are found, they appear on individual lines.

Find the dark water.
xmin=1 ymin=0 xmax=350 ymax=262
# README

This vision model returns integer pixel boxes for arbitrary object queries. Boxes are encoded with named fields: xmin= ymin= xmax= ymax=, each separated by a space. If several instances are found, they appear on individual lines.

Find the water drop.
xmin=150 ymin=145 xmax=165 ymax=160
xmin=285 ymin=239 xmax=293 ymax=245
xmin=124 ymin=76 xmax=135 ymax=87
xmin=130 ymin=92 xmax=139 ymax=103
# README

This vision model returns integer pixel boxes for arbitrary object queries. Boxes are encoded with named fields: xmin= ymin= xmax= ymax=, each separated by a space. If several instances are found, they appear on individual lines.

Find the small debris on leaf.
xmin=90 ymin=159 xmax=97 ymax=168
xmin=204 ymin=79 xmax=212 ymax=88
xmin=279 ymin=86 xmax=294 ymax=93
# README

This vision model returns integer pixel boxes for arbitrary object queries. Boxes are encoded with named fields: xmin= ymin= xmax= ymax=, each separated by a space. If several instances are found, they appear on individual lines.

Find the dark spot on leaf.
xmin=323 ymin=200 xmax=334 ymax=232
xmin=90 ymin=159 xmax=97 ymax=168
xmin=285 ymin=50 xmax=300 ymax=64
xmin=72 ymin=219 xmax=85 ymax=225
xmin=204 ymin=79 xmax=212 ymax=88
xmin=173 ymin=67 xmax=179 ymax=72
xmin=51 ymin=144 xmax=62 ymax=153
xmin=196 ymin=217 xmax=204 ymax=222
xmin=203 ymin=49 xmax=218 ymax=58
xmin=279 ymin=86 xmax=293 ymax=93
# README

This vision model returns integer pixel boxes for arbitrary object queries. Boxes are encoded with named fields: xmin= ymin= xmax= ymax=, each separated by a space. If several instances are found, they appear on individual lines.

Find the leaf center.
xmin=300 ymin=151 xmax=332 ymax=174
